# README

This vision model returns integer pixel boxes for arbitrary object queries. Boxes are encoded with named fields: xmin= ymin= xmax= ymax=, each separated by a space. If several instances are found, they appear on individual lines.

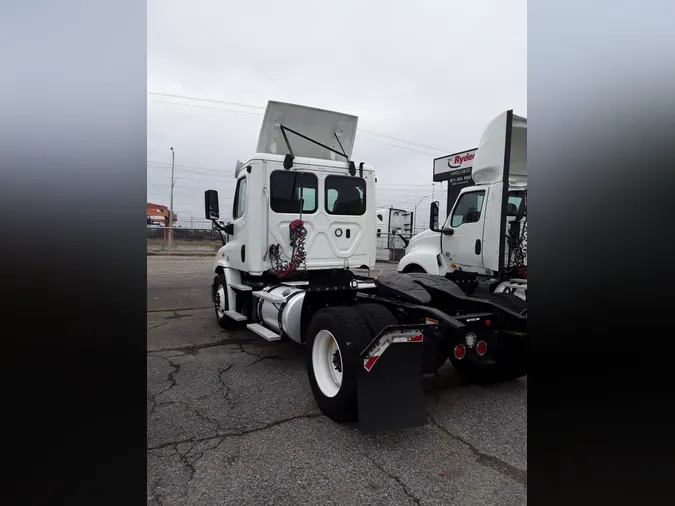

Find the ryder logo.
xmin=448 ymin=152 xmax=475 ymax=169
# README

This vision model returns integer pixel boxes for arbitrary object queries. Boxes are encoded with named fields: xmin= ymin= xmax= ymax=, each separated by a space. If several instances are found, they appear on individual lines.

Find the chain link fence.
xmin=148 ymin=226 xmax=416 ymax=289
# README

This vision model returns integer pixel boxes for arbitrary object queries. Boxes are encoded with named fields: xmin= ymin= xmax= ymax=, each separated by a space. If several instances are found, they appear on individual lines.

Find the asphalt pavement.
xmin=147 ymin=286 xmax=527 ymax=505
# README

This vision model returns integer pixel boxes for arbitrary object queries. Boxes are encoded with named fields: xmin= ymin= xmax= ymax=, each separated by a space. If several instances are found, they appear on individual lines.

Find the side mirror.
xmin=204 ymin=190 xmax=219 ymax=220
xmin=224 ymin=223 xmax=234 ymax=235
xmin=429 ymin=201 xmax=440 ymax=232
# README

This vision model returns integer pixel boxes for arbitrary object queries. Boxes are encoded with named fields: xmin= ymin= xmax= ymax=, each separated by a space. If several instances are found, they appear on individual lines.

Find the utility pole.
xmin=168 ymin=146 xmax=175 ymax=250
xmin=414 ymin=197 xmax=425 ymax=234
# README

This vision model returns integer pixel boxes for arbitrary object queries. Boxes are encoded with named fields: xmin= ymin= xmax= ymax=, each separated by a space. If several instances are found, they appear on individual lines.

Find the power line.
xmin=382 ymin=189 xmax=448 ymax=207
xmin=148 ymin=92 xmax=266 ymax=110
xmin=357 ymin=128 xmax=451 ymax=153
xmin=356 ymin=134 xmax=440 ymax=156
xmin=149 ymin=100 xmax=265 ymax=117
xmin=148 ymin=91 xmax=451 ymax=154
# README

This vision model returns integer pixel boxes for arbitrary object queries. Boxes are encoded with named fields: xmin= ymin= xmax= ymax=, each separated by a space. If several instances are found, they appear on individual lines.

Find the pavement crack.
xmin=163 ymin=310 xmax=185 ymax=321
xmin=148 ymin=339 xmax=247 ymax=355
xmin=148 ymin=413 xmax=324 ymax=453
xmin=246 ymin=354 xmax=284 ymax=366
xmin=217 ymin=364 xmax=236 ymax=409
xmin=148 ymin=321 xmax=171 ymax=331
xmin=236 ymin=343 xmax=266 ymax=359
xmin=147 ymin=306 xmax=211 ymax=313
xmin=428 ymin=415 xmax=527 ymax=486
xmin=148 ymin=359 xmax=182 ymax=415
xmin=227 ymin=412 xmax=324 ymax=439
xmin=180 ymin=438 xmax=223 ymax=482
xmin=362 ymin=454 xmax=421 ymax=505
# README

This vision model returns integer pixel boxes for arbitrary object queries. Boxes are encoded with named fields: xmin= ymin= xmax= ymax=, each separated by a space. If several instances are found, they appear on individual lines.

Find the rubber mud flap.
xmin=357 ymin=342 xmax=427 ymax=433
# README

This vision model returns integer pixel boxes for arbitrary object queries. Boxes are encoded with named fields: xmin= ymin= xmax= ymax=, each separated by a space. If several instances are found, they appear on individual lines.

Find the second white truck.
xmin=398 ymin=110 xmax=527 ymax=302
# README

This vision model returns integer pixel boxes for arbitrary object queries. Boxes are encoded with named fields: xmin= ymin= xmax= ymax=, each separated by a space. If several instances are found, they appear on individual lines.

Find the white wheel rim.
xmin=216 ymin=285 xmax=226 ymax=317
xmin=312 ymin=330 xmax=343 ymax=398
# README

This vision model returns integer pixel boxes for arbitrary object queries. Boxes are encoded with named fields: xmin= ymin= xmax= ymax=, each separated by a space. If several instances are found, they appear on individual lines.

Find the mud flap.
xmin=357 ymin=327 xmax=428 ymax=433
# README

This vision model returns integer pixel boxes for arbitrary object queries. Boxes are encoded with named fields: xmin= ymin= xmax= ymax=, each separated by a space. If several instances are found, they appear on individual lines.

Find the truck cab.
xmin=219 ymin=154 xmax=376 ymax=276
xmin=398 ymin=110 xmax=527 ymax=298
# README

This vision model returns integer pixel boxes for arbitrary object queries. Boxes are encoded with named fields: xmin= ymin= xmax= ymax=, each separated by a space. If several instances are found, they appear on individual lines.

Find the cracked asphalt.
xmin=147 ymin=284 xmax=527 ymax=506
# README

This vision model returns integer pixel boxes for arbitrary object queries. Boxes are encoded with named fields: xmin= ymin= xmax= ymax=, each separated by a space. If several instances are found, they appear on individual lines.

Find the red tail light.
xmin=453 ymin=345 xmax=465 ymax=360
xmin=476 ymin=341 xmax=487 ymax=356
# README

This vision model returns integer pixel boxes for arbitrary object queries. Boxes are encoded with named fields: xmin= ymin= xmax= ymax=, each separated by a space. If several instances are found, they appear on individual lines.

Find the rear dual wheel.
xmin=306 ymin=303 xmax=445 ymax=422
xmin=305 ymin=306 xmax=372 ymax=422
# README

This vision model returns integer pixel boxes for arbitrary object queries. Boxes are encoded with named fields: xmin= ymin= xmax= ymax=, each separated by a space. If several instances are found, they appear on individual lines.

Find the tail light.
xmin=476 ymin=341 xmax=487 ymax=356
xmin=453 ymin=345 xmax=466 ymax=360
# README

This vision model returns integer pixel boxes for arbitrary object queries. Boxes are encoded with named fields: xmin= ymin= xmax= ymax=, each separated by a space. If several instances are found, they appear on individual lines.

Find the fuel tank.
xmin=256 ymin=285 xmax=306 ymax=344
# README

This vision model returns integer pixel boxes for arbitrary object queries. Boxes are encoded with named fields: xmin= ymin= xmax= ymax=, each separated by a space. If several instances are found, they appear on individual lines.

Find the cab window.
xmin=270 ymin=171 xmax=318 ymax=214
xmin=506 ymin=190 xmax=526 ymax=216
xmin=232 ymin=177 xmax=247 ymax=219
xmin=450 ymin=191 xmax=485 ymax=227
xmin=325 ymin=176 xmax=366 ymax=215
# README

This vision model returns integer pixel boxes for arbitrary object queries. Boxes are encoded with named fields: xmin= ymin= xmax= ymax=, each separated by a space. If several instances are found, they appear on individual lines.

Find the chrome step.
xmin=251 ymin=290 xmax=286 ymax=303
xmin=246 ymin=323 xmax=281 ymax=342
xmin=357 ymin=282 xmax=377 ymax=290
xmin=223 ymin=310 xmax=247 ymax=322
xmin=229 ymin=283 xmax=252 ymax=291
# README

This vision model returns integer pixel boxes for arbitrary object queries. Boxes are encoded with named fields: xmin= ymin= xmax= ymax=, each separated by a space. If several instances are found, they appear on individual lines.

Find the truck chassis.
xmin=211 ymin=266 xmax=527 ymax=432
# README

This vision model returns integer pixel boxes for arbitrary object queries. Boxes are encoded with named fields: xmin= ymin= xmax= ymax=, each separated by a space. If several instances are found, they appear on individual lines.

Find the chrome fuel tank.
xmin=257 ymin=285 xmax=306 ymax=343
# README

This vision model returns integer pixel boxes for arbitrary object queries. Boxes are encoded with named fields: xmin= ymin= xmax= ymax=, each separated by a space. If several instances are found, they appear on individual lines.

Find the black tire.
xmin=354 ymin=303 xmax=447 ymax=375
xmin=305 ymin=306 xmax=372 ymax=422
xmin=353 ymin=303 xmax=398 ymax=338
xmin=214 ymin=272 xmax=237 ymax=329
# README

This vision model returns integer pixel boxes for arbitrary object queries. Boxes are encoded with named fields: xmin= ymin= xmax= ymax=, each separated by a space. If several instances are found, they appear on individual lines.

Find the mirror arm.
xmin=210 ymin=219 xmax=227 ymax=245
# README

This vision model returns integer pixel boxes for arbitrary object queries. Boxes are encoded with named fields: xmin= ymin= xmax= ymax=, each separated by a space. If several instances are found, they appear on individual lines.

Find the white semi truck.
xmin=204 ymin=101 xmax=527 ymax=432
xmin=398 ymin=110 xmax=528 ymax=302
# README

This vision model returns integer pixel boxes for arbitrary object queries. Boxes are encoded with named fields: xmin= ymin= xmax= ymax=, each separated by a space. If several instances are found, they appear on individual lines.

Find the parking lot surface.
xmin=147 ymin=258 xmax=527 ymax=505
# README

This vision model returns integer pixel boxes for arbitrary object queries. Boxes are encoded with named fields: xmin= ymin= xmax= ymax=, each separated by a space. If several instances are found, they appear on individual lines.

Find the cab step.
xmin=246 ymin=323 xmax=281 ymax=342
xmin=251 ymin=290 xmax=286 ymax=304
xmin=281 ymin=281 xmax=309 ymax=287
xmin=229 ymin=283 xmax=252 ymax=291
xmin=223 ymin=310 xmax=247 ymax=322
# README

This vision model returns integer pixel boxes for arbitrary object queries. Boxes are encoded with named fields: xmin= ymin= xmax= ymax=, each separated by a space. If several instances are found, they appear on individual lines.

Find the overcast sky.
xmin=148 ymin=0 xmax=526 ymax=229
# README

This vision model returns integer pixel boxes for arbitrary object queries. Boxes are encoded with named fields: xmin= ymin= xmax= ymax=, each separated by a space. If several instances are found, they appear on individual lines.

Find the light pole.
xmin=413 ymin=197 xmax=425 ymax=234
xmin=168 ymin=147 xmax=175 ymax=250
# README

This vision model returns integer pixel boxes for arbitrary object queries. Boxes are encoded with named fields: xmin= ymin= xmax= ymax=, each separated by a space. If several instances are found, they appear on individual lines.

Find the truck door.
xmin=441 ymin=187 xmax=487 ymax=272
xmin=223 ymin=173 xmax=248 ymax=270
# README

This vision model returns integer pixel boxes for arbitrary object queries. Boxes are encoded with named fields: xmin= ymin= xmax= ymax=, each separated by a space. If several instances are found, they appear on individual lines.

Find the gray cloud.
xmin=148 ymin=0 xmax=526 ymax=227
